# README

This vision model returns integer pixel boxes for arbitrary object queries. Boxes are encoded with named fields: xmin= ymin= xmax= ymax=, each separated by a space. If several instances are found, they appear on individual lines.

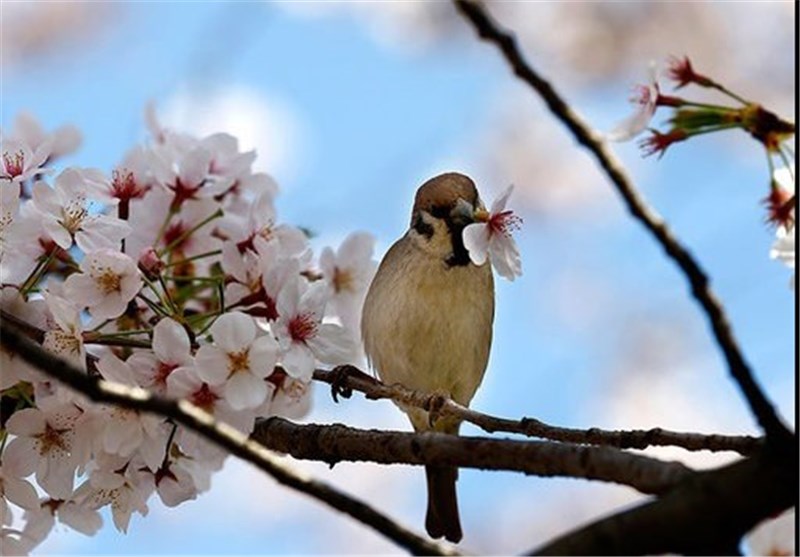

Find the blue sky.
xmin=2 ymin=2 xmax=794 ymax=554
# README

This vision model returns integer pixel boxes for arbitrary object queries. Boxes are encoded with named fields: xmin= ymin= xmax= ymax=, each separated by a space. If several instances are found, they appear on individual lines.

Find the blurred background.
xmin=1 ymin=1 xmax=795 ymax=554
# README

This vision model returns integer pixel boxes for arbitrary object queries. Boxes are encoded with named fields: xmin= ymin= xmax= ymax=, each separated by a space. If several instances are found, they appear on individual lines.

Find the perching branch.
xmin=253 ymin=417 xmax=693 ymax=496
xmin=314 ymin=366 xmax=763 ymax=456
xmin=0 ymin=321 xmax=459 ymax=557
xmin=452 ymin=0 xmax=793 ymax=446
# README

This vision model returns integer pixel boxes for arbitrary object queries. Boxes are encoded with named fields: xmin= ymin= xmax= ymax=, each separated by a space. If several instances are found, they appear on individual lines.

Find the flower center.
xmin=61 ymin=197 xmax=88 ymax=234
xmin=227 ymin=349 xmax=251 ymax=375
xmin=35 ymin=423 xmax=70 ymax=457
xmin=191 ymin=383 xmax=220 ymax=411
xmin=257 ymin=222 xmax=275 ymax=243
xmin=489 ymin=210 xmax=523 ymax=237
xmin=289 ymin=313 xmax=317 ymax=343
xmin=2 ymin=150 xmax=24 ymax=178
xmin=45 ymin=329 xmax=83 ymax=360
xmin=155 ymin=361 xmax=178 ymax=387
xmin=94 ymin=267 xmax=122 ymax=294
xmin=112 ymin=169 xmax=145 ymax=200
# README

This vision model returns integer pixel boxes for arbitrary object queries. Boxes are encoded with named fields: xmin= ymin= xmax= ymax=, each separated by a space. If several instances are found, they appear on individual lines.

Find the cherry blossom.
xmin=607 ymin=63 xmax=660 ymax=142
xmin=463 ymin=185 xmax=523 ymax=281
xmin=128 ymin=317 xmax=193 ymax=395
xmin=149 ymin=142 xmax=230 ymax=210
xmin=3 ymin=404 xmax=93 ymax=500
xmin=319 ymin=232 xmax=377 ymax=330
xmin=194 ymin=312 xmax=280 ymax=410
xmin=94 ymin=353 xmax=169 ymax=471
xmin=275 ymin=279 xmax=355 ymax=381
xmin=0 ymin=182 xmax=20 ymax=269
xmin=0 ymin=137 xmax=52 ymax=185
xmin=0 ymin=107 xmax=377 ymax=552
xmin=72 ymin=454 xmax=153 ymax=534
xmin=166 ymin=365 xmax=255 ymax=464
xmin=42 ymin=292 xmax=87 ymax=371
xmin=770 ymin=225 xmax=795 ymax=288
xmin=22 ymin=497 xmax=103 ymax=545
xmin=7 ymin=112 xmax=82 ymax=161
xmin=64 ymin=249 xmax=142 ymax=324
xmin=126 ymin=188 xmax=221 ymax=264
xmin=218 ymin=191 xmax=309 ymax=259
xmin=31 ymin=169 xmax=131 ymax=253
xmin=0 ymin=289 xmax=48 ymax=389
xmin=0 ymin=465 xmax=40 ymax=526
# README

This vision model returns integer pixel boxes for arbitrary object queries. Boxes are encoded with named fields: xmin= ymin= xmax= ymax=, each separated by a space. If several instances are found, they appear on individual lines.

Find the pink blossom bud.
xmin=138 ymin=247 xmax=164 ymax=279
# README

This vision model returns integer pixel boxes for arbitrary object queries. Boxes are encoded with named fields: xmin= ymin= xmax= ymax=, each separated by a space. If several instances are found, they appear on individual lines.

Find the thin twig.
xmin=313 ymin=367 xmax=763 ymax=456
xmin=0 ymin=321 xmax=459 ymax=557
xmin=452 ymin=0 xmax=793 ymax=446
xmin=253 ymin=417 xmax=694 ymax=496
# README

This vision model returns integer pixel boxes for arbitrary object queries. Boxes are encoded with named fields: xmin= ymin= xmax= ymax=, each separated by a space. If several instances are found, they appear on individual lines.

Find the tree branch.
xmin=314 ymin=366 xmax=763 ymax=456
xmin=253 ymin=417 xmax=693 ymax=496
xmin=528 ymin=446 xmax=796 ymax=555
xmin=0 ymin=321 xmax=458 ymax=557
xmin=452 ymin=0 xmax=793 ymax=446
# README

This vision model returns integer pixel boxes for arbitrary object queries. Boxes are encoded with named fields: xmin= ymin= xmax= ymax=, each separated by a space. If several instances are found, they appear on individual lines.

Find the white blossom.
xmin=607 ymin=62 xmax=660 ymax=142
xmin=3 ymin=404 xmax=93 ymax=500
xmin=128 ymin=317 xmax=193 ymax=395
xmin=0 ymin=137 xmax=52 ymax=185
xmin=64 ymin=249 xmax=142 ymax=324
xmin=275 ymin=279 xmax=355 ymax=381
xmin=319 ymin=231 xmax=377 ymax=330
xmin=31 ymin=169 xmax=130 ymax=253
xmin=194 ymin=312 xmax=279 ymax=410
xmin=463 ymin=184 xmax=523 ymax=281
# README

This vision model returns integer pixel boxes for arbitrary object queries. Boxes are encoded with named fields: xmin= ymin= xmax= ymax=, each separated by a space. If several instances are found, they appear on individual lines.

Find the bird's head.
xmin=408 ymin=172 xmax=484 ymax=266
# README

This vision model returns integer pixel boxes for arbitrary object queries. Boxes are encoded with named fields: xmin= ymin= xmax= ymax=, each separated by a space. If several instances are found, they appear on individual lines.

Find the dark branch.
xmin=0 ymin=321 xmax=459 ymax=557
xmin=314 ymin=366 xmax=763 ymax=456
xmin=253 ymin=417 xmax=694 ymax=496
xmin=528 ymin=447 xmax=796 ymax=555
xmin=452 ymin=0 xmax=792 ymax=446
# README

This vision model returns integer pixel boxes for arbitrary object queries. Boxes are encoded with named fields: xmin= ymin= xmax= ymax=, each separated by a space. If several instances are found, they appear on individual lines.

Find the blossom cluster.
xmin=0 ymin=109 xmax=377 ymax=554
xmin=609 ymin=56 xmax=796 ymax=286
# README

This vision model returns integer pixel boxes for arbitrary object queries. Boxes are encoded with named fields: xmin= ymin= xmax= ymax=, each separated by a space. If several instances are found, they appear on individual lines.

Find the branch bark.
xmin=452 ymin=0 xmax=793 ymax=446
xmin=253 ymin=417 xmax=693 ymax=496
xmin=528 ymin=446 xmax=796 ymax=555
xmin=0 ymin=321 xmax=459 ymax=557
xmin=314 ymin=366 xmax=763 ymax=456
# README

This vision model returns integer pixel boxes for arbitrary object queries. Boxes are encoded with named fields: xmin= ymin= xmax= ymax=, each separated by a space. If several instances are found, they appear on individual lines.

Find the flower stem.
xmin=19 ymin=248 xmax=57 ymax=299
xmin=163 ymin=249 xmax=222 ymax=268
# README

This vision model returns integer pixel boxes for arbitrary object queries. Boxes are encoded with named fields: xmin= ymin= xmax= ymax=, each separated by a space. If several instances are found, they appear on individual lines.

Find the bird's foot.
xmin=328 ymin=364 xmax=373 ymax=403
xmin=425 ymin=391 xmax=450 ymax=428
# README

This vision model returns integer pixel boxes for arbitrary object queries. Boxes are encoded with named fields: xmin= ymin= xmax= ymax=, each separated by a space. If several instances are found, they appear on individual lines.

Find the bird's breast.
xmin=361 ymin=237 xmax=495 ymax=411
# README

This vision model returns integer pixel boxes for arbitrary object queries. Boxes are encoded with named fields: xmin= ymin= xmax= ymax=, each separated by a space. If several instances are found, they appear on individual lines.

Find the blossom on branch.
xmin=194 ymin=312 xmax=280 ymax=410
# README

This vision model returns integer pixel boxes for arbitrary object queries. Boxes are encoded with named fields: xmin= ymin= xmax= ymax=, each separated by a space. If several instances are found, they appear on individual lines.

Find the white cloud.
xmin=159 ymin=84 xmax=307 ymax=184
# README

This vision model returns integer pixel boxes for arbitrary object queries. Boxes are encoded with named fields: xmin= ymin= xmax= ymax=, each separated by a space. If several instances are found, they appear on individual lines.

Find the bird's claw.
xmin=328 ymin=364 xmax=373 ymax=403
xmin=426 ymin=392 xmax=448 ymax=427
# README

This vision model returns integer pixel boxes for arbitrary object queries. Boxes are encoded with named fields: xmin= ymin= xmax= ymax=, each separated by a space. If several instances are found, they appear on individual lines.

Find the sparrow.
xmin=361 ymin=172 xmax=494 ymax=543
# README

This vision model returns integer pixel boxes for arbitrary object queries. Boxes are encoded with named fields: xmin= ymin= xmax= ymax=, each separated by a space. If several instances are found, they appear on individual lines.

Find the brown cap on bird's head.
xmin=412 ymin=172 xmax=480 ymax=219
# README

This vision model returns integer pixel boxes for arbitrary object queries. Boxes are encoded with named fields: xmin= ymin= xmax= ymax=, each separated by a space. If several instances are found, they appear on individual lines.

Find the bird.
xmin=361 ymin=172 xmax=494 ymax=543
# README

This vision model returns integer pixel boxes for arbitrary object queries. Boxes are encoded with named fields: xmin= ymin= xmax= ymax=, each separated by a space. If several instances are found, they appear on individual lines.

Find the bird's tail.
xmin=425 ymin=465 xmax=462 ymax=543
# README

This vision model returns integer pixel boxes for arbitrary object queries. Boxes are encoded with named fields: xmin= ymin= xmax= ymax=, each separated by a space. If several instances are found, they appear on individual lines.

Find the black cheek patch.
xmin=412 ymin=214 xmax=434 ymax=239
